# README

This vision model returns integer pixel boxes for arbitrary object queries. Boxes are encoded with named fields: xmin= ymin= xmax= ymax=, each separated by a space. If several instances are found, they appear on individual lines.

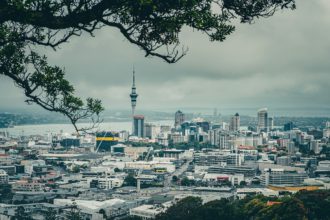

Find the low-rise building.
xmin=260 ymin=169 xmax=308 ymax=186
xmin=54 ymin=198 xmax=129 ymax=220
xmin=0 ymin=169 xmax=8 ymax=184
xmin=130 ymin=202 xmax=172 ymax=219
xmin=236 ymin=188 xmax=279 ymax=199
xmin=208 ymin=166 xmax=256 ymax=178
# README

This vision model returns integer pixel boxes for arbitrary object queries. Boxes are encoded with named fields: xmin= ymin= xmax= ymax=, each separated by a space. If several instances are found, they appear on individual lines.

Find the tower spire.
xmin=133 ymin=66 xmax=136 ymax=87
xmin=130 ymin=67 xmax=138 ymax=135
xmin=130 ymin=68 xmax=138 ymax=114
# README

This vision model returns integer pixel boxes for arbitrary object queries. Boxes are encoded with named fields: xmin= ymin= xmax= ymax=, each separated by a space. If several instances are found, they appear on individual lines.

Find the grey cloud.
xmin=1 ymin=0 xmax=330 ymax=112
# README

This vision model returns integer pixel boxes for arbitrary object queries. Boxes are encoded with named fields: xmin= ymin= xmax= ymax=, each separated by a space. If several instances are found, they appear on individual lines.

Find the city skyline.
xmin=0 ymin=0 xmax=330 ymax=111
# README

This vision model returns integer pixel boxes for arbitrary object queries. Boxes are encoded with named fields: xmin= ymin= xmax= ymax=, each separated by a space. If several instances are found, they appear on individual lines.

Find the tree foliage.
xmin=157 ymin=196 xmax=203 ymax=220
xmin=67 ymin=202 xmax=83 ymax=220
xmin=123 ymin=173 xmax=137 ymax=186
xmin=11 ymin=206 xmax=33 ymax=220
xmin=149 ymin=190 xmax=330 ymax=220
xmin=45 ymin=208 xmax=58 ymax=220
xmin=0 ymin=0 xmax=295 ymax=132
xmin=0 ymin=183 xmax=13 ymax=202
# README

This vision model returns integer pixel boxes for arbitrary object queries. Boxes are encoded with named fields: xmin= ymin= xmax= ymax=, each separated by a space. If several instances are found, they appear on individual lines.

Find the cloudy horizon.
xmin=1 ymin=0 xmax=329 ymax=114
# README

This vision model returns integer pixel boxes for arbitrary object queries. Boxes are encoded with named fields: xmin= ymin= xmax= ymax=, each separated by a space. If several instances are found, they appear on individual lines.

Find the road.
xmin=164 ymin=158 xmax=193 ymax=188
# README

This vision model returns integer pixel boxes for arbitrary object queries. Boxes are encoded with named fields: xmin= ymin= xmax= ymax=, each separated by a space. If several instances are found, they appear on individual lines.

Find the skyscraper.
xmin=257 ymin=108 xmax=268 ymax=132
xmin=144 ymin=123 xmax=160 ymax=139
xmin=284 ymin=122 xmax=294 ymax=131
xmin=130 ymin=68 xmax=138 ymax=133
xmin=268 ymin=117 xmax=274 ymax=130
xmin=230 ymin=113 xmax=240 ymax=131
xmin=174 ymin=110 xmax=185 ymax=128
xmin=133 ymin=115 xmax=145 ymax=137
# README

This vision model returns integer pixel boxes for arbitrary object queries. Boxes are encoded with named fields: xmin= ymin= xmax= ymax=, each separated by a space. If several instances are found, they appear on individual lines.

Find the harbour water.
xmin=1 ymin=120 xmax=173 ymax=137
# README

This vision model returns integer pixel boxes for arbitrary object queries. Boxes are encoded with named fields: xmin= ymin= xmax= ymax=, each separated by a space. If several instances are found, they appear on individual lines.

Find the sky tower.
xmin=130 ymin=68 xmax=138 ymax=132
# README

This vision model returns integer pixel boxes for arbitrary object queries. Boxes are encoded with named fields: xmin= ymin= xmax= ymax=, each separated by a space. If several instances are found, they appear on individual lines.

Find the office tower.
xmin=230 ymin=113 xmax=240 ymax=131
xmin=130 ymin=69 xmax=138 ymax=133
xmin=257 ymin=108 xmax=268 ymax=132
xmin=144 ymin=123 xmax=160 ymax=139
xmin=284 ymin=122 xmax=294 ymax=131
xmin=133 ymin=115 xmax=145 ymax=137
xmin=310 ymin=140 xmax=321 ymax=154
xmin=196 ymin=121 xmax=211 ymax=133
xmin=174 ymin=110 xmax=185 ymax=128
xmin=268 ymin=117 xmax=274 ymax=130
xmin=287 ymin=141 xmax=296 ymax=155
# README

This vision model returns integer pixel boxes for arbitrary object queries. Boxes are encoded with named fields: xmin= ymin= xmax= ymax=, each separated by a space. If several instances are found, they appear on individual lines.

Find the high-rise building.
xmin=284 ymin=122 xmax=294 ymax=131
xmin=268 ymin=117 xmax=274 ymax=131
xmin=144 ymin=123 xmax=160 ymax=139
xmin=174 ymin=110 xmax=185 ymax=128
xmin=310 ymin=140 xmax=321 ymax=154
xmin=230 ymin=113 xmax=240 ymax=131
xmin=287 ymin=141 xmax=296 ymax=155
xmin=257 ymin=108 xmax=268 ymax=132
xmin=133 ymin=115 xmax=145 ymax=137
xmin=130 ymin=69 xmax=138 ymax=133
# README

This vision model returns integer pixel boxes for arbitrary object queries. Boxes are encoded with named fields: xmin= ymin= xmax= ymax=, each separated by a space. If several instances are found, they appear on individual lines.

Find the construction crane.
xmin=136 ymin=147 xmax=153 ymax=192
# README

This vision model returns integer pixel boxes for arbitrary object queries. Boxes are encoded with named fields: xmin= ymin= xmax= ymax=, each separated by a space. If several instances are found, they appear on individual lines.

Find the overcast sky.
xmin=1 ymin=0 xmax=330 ymax=114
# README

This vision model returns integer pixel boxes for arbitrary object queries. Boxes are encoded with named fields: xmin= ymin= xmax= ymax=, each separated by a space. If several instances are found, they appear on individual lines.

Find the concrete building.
xmin=133 ymin=115 xmax=145 ymax=138
xmin=124 ymin=146 xmax=149 ymax=160
xmin=261 ymin=169 xmax=308 ymax=186
xmin=144 ymin=123 xmax=160 ymax=139
xmin=0 ymin=169 xmax=8 ymax=184
xmin=0 ymin=166 xmax=15 ymax=176
xmin=21 ymin=160 xmax=46 ymax=174
xmin=12 ymin=180 xmax=45 ymax=192
xmin=230 ymin=113 xmax=240 ymax=131
xmin=268 ymin=117 xmax=274 ymax=130
xmin=0 ymin=154 xmax=12 ymax=165
xmin=236 ymin=188 xmax=279 ymax=199
xmin=55 ymin=198 xmax=128 ymax=220
xmin=125 ymin=161 xmax=175 ymax=173
xmin=257 ymin=108 xmax=268 ymax=132
xmin=130 ymin=203 xmax=171 ymax=219
xmin=310 ymin=140 xmax=321 ymax=154
xmin=323 ymin=128 xmax=330 ymax=138
xmin=276 ymin=156 xmax=291 ymax=166
xmin=287 ymin=141 xmax=296 ymax=155
xmin=90 ymin=177 xmax=124 ymax=190
xmin=170 ymin=133 xmax=186 ymax=144
xmin=174 ymin=110 xmax=185 ymax=128
xmin=208 ymin=166 xmax=256 ymax=178
xmin=203 ymin=173 xmax=245 ymax=186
